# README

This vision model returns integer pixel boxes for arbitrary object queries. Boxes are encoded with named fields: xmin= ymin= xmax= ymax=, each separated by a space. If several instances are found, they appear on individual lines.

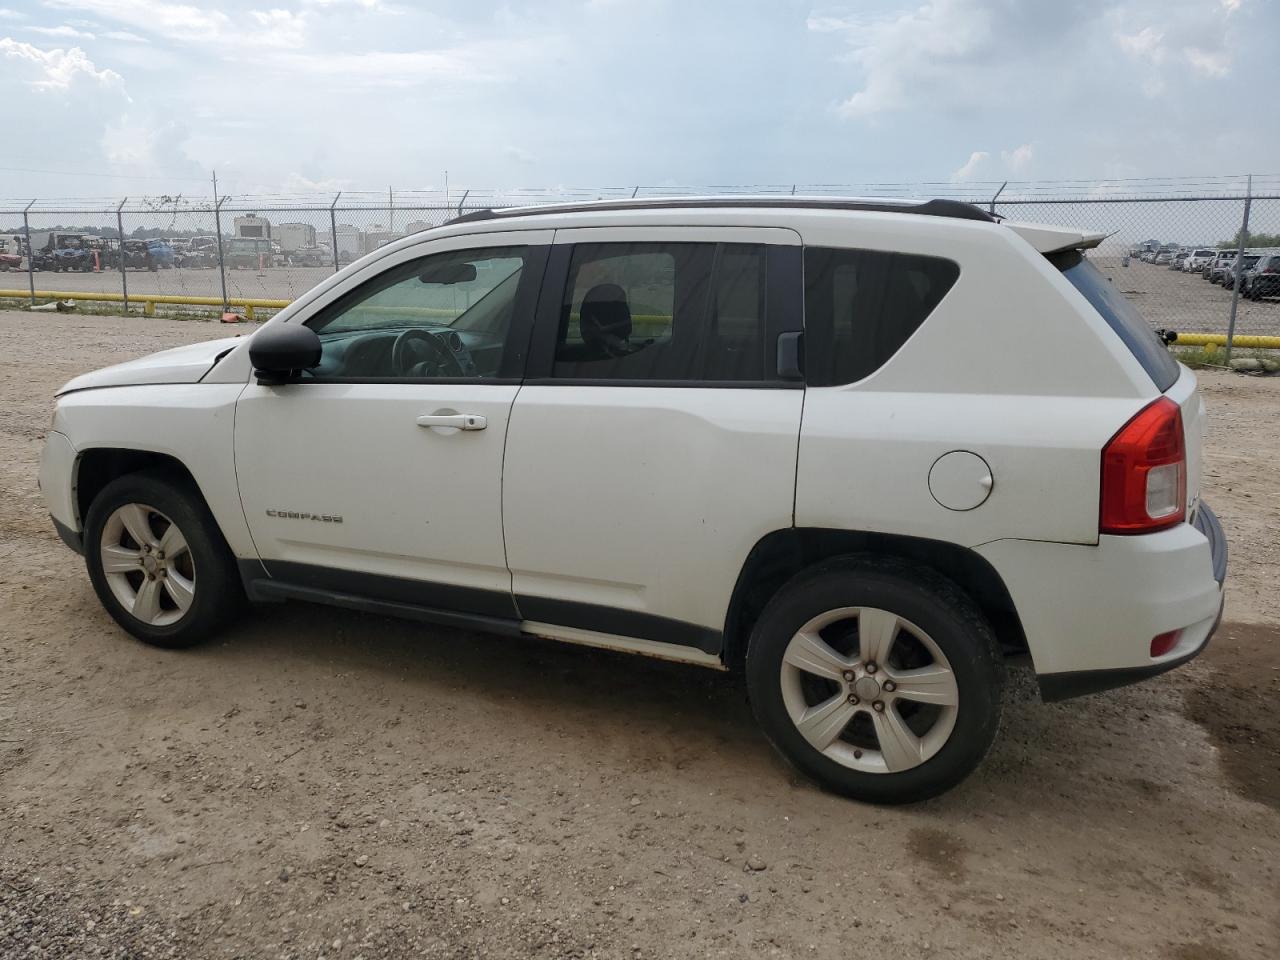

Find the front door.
xmin=235 ymin=231 xmax=551 ymax=619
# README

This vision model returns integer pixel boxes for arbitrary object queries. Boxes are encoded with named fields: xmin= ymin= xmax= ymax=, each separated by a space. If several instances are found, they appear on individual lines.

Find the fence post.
xmin=1224 ymin=174 xmax=1252 ymax=365
xmin=22 ymin=200 xmax=36 ymax=306
xmin=116 ymin=198 xmax=130 ymax=314
xmin=213 ymin=196 xmax=230 ymax=314
xmin=330 ymin=191 xmax=342 ymax=274
xmin=989 ymin=181 xmax=1007 ymax=215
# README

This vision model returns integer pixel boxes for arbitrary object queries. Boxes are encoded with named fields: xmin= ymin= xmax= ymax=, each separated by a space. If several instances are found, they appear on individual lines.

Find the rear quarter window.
xmin=1050 ymin=250 xmax=1180 ymax=391
xmin=803 ymin=247 xmax=959 ymax=386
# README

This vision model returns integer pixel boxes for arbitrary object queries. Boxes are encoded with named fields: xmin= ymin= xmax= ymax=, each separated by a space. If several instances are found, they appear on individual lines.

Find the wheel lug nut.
xmin=872 ymin=700 xmax=885 ymax=712
xmin=847 ymin=695 xmax=859 ymax=705
xmin=842 ymin=670 xmax=855 ymax=682
xmin=865 ymin=662 xmax=877 ymax=674
xmin=883 ymin=680 xmax=896 ymax=692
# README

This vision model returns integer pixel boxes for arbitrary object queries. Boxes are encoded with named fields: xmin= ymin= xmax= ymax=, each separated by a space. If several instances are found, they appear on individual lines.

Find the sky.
xmin=1 ymin=0 xmax=1277 ymax=202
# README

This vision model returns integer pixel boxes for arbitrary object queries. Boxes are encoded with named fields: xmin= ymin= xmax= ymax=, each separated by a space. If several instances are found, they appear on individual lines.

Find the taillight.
xmin=1100 ymin=397 xmax=1187 ymax=534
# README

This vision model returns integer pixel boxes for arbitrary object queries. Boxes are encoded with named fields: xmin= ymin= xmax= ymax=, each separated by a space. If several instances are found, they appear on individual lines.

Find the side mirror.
xmin=249 ymin=323 xmax=321 ymax=385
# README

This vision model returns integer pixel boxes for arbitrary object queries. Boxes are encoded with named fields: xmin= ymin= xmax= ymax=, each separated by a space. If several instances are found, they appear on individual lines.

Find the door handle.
xmin=416 ymin=413 xmax=487 ymax=431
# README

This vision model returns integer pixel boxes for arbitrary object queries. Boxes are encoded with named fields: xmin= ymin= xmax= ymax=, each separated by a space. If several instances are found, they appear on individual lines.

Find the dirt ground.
xmin=1 ymin=312 xmax=1278 ymax=960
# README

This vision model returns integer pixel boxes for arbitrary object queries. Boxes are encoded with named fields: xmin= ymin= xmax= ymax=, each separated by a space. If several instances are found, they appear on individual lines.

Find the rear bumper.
xmin=976 ymin=503 xmax=1227 ymax=701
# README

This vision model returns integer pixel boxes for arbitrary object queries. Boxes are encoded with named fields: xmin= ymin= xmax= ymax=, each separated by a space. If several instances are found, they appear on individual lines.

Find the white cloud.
xmin=1002 ymin=143 xmax=1034 ymax=173
xmin=810 ymin=1 xmax=1002 ymax=117
xmin=503 ymin=145 xmax=536 ymax=164
xmin=0 ymin=38 xmax=121 ymax=90
xmin=247 ymin=9 xmax=308 ymax=48
xmin=278 ymin=172 xmax=353 ymax=193
xmin=1184 ymin=46 xmax=1229 ymax=77
xmin=1110 ymin=1 xmax=1242 ymax=91
xmin=27 ymin=24 xmax=97 ymax=40
xmin=950 ymin=151 xmax=989 ymax=182
xmin=103 ymin=30 xmax=148 ymax=42
xmin=1115 ymin=26 xmax=1165 ymax=63
xmin=43 ymin=0 xmax=308 ymax=48
xmin=0 ymin=7 xmax=27 ymax=19
xmin=300 ymin=0 xmax=385 ymax=7
xmin=45 ymin=0 xmax=228 ymax=43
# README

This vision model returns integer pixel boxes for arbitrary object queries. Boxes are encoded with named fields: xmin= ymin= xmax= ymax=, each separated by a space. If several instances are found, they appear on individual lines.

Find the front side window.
xmin=552 ymin=242 xmax=767 ymax=381
xmin=306 ymin=246 xmax=527 ymax=380
xmin=803 ymin=246 xmax=959 ymax=386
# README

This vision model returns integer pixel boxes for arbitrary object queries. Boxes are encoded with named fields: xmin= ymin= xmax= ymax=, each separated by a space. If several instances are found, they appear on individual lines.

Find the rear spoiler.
xmin=1004 ymin=220 xmax=1108 ymax=254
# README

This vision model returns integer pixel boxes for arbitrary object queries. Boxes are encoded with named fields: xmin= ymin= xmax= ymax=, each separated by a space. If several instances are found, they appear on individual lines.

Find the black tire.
xmin=83 ymin=470 xmax=243 ymax=648
xmin=746 ymin=557 xmax=1003 ymax=804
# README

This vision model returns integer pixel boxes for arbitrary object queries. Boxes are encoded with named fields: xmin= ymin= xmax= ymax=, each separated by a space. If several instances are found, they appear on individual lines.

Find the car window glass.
xmin=305 ymin=246 xmax=527 ymax=380
xmin=551 ymin=242 xmax=767 ymax=382
xmin=803 ymin=246 xmax=959 ymax=386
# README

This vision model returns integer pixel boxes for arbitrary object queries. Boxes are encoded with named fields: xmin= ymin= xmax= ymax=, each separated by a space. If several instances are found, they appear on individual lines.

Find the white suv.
xmin=39 ymin=198 xmax=1227 ymax=804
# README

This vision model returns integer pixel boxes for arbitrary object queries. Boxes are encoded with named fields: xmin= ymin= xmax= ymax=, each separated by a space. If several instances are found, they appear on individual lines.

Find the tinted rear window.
xmin=1051 ymin=250 xmax=1180 ymax=391
xmin=803 ymin=247 xmax=959 ymax=385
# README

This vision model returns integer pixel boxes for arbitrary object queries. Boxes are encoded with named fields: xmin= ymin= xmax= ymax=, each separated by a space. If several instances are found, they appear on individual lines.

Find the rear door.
xmin=502 ymin=226 xmax=804 ymax=656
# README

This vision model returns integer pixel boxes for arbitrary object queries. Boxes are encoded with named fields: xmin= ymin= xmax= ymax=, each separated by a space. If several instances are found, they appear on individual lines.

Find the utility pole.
xmin=329 ymin=191 xmax=342 ymax=274
xmin=116 ymin=198 xmax=130 ymax=313
xmin=22 ymin=200 xmax=36 ymax=306
xmin=212 ymin=170 xmax=230 ymax=313
xmin=1224 ymin=174 xmax=1252 ymax=364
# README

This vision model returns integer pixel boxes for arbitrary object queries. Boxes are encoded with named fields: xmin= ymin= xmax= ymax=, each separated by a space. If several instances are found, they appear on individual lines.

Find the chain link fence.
xmin=2 ymin=178 xmax=1278 ymax=346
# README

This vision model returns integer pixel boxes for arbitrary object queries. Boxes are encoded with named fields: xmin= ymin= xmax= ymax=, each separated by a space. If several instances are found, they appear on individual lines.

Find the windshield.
xmin=1051 ymin=250 xmax=1180 ymax=391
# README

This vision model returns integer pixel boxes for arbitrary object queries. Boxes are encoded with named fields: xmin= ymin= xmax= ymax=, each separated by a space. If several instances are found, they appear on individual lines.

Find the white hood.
xmin=57 ymin=336 xmax=246 ymax=395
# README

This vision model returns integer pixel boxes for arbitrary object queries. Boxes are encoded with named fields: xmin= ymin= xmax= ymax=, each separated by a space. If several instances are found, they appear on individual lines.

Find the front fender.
xmin=54 ymin=382 xmax=255 ymax=558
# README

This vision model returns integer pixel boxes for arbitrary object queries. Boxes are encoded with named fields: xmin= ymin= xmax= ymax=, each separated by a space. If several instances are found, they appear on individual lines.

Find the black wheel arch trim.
xmin=723 ymin=527 xmax=1028 ymax=670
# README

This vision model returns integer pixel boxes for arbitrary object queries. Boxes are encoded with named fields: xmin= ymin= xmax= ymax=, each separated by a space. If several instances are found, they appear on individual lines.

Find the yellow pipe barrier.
xmin=4 ymin=289 xmax=1277 ymax=350
xmin=0 ymin=289 xmax=290 ymax=315
xmin=1171 ymin=333 xmax=1280 ymax=350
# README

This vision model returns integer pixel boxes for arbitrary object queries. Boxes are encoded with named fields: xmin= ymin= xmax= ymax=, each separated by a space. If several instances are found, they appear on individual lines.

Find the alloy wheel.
xmin=99 ymin=503 xmax=197 ymax=626
xmin=779 ymin=607 xmax=959 ymax=774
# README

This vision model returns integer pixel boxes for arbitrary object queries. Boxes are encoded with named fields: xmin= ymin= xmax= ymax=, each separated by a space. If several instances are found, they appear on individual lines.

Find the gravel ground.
xmin=1 ymin=312 xmax=1278 ymax=960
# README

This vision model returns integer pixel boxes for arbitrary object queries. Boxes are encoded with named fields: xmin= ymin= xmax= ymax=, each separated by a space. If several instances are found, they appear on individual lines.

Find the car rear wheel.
xmin=746 ymin=559 xmax=1003 ymax=804
xmin=84 ymin=471 xmax=242 ymax=648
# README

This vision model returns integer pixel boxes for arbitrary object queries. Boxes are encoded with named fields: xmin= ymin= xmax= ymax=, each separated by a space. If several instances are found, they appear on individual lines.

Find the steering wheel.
xmin=390 ymin=329 xmax=466 ymax=378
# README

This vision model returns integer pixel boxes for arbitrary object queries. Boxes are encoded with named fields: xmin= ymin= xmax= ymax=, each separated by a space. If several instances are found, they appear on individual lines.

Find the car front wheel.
xmin=84 ymin=471 xmax=242 ymax=648
xmin=746 ymin=559 xmax=1003 ymax=804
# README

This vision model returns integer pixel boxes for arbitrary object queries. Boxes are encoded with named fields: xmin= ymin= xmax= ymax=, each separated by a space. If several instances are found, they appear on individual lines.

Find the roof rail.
xmin=445 ymin=196 xmax=996 ymax=226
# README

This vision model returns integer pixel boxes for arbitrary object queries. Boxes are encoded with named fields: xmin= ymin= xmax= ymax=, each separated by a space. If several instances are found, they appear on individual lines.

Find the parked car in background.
xmin=38 ymin=196 xmax=1226 ymax=805
xmin=1154 ymin=249 xmax=1173 ymax=265
xmin=1183 ymin=249 xmax=1216 ymax=272
xmin=180 ymin=236 xmax=220 ymax=269
xmin=1241 ymin=253 xmax=1280 ymax=300
xmin=1169 ymin=251 xmax=1189 ymax=270
xmin=1222 ymin=254 xmax=1260 ymax=291
xmin=284 ymin=246 xmax=332 ymax=268
xmin=145 ymin=239 xmax=176 ymax=269
xmin=33 ymin=235 xmax=95 ymax=273
xmin=0 ymin=251 xmax=21 ymax=272
xmin=119 ymin=240 xmax=158 ymax=271
xmin=1207 ymin=252 xmax=1238 ymax=283
xmin=226 ymin=237 xmax=273 ymax=269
